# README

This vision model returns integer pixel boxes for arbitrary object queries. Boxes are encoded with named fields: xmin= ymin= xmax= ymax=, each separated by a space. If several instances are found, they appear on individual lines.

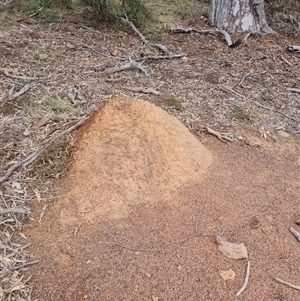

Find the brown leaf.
xmin=216 ymin=236 xmax=248 ymax=259
xmin=220 ymin=269 xmax=236 ymax=280
xmin=250 ymin=216 xmax=261 ymax=229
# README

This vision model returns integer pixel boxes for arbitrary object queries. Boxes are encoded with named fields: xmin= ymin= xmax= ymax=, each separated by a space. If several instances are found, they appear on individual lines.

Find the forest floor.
xmin=0 ymin=1 xmax=299 ymax=300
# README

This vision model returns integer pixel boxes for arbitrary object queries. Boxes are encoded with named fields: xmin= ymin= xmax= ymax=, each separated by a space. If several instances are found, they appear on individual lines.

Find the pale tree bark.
xmin=209 ymin=0 xmax=274 ymax=33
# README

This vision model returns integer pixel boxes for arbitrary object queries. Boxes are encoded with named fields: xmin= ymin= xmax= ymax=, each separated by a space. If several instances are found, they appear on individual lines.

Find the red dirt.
xmin=26 ymin=97 xmax=299 ymax=301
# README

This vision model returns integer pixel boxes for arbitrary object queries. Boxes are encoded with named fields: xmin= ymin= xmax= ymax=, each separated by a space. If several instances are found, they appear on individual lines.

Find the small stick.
xmin=0 ymin=117 xmax=87 ymax=184
xmin=136 ymin=53 xmax=187 ymax=61
xmin=39 ymin=205 xmax=47 ymax=224
xmin=120 ymin=14 xmax=168 ymax=53
xmin=287 ymin=88 xmax=300 ymax=94
xmin=0 ymin=207 xmax=31 ymax=215
xmin=236 ymin=261 xmax=251 ymax=296
xmin=81 ymin=43 xmax=110 ymax=57
xmin=205 ymin=127 xmax=233 ymax=143
xmin=0 ymin=68 xmax=37 ymax=81
xmin=233 ymin=70 xmax=267 ymax=88
xmin=3 ymin=83 xmax=38 ymax=102
xmin=101 ymin=227 xmax=160 ymax=252
xmin=219 ymin=85 xmax=296 ymax=121
xmin=74 ymin=222 xmax=84 ymax=237
xmin=98 ymin=58 xmax=148 ymax=76
xmin=280 ymin=55 xmax=293 ymax=66
xmin=290 ymin=227 xmax=300 ymax=242
xmin=123 ymin=86 xmax=160 ymax=95
xmin=11 ymin=260 xmax=41 ymax=271
xmin=275 ymin=278 xmax=300 ymax=291
xmin=170 ymin=26 xmax=233 ymax=46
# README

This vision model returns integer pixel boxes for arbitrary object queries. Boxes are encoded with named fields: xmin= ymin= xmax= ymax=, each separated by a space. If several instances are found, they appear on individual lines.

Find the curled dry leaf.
xmin=216 ymin=236 xmax=248 ymax=259
xmin=250 ymin=216 xmax=261 ymax=229
xmin=220 ymin=269 xmax=236 ymax=280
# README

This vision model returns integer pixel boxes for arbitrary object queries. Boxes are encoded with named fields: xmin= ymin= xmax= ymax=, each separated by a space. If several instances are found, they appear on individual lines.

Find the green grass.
xmin=162 ymin=96 xmax=183 ymax=111
xmin=231 ymin=106 xmax=251 ymax=123
xmin=33 ymin=140 xmax=72 ymax=178
xmin=45 ymin=96 xmax=79 ymax=115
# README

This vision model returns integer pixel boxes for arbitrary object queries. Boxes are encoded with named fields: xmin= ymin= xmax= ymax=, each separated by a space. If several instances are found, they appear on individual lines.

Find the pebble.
xmin=277 ymin=130 xmax=290 ymax=138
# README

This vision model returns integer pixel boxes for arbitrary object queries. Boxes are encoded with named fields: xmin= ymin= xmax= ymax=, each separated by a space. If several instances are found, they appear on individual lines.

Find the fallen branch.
xmin=290 ymin=227 xmax=300 ymax=242
xmin=123 ymin=86 xmax=160 ymax=95
xmin=136 ymin=53 xmax=187 ymax=62
xmin=170 ymin=25 xmax=233 ymax=46
xmin=98 ymin=58 xmax=148 ymax=76
xmin=0 ymin=207 xmax=31 ymax=215
xmin=0 ymin=148 xmax=44 ymax=184
xmin=287 ymin=45 xmax=300 ymax=52
xmin=120 ymin=14 xmax=168 ymax=54
xmin=236 ymin=261 xmax=251 ymax=296
xmin=233 ymin=70 xmax=267 ymax=88
xmin=81 ymin=43 xmax=110 ymax=57
xmin=275 ymin=278 xmax=300 ymax=291
xmin=0 ymin=117 xmax=88 ymax=184
xmin=0 ymin=68 xmax=37 ymax=81
xmin=280 ymin=55 xmax=293 ymax=66
xmin=206 ymin=127 xmax=233 ymax=143
xmin=11 ymin=260 xmax=40 ymax=271
xmin=287 ymin=88 xmax=300 ymax=94
xmin=219 ymin=85 xmax=296 ymax=121
xmin=2 ymin=82 xmax=38 ymax=103
xmin=99 ymin=227 xmax=160 ymax=252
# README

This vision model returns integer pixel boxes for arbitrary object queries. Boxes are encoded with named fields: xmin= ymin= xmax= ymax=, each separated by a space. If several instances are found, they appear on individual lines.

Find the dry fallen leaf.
xmin=141 ymin=270 xmax=151 ymax=278
xmin=250 ymin=216 xmax=261 ymax=229
xmin=216 ymin=236 xmax=248 ymax=259
xmin=220 ymin=269 xmax=236 ymax=280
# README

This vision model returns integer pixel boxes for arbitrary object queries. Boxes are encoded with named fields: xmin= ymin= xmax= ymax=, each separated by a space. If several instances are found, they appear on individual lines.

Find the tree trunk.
xmin=209 ymin=0 xmax=274 ymax=33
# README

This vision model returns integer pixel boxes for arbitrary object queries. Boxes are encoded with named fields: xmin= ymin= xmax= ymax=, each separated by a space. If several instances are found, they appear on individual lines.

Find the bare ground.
xmin=26 ymin=129 xmax=299 ymax=300
xmin=0 ymin=4 xmax=300 ymax=301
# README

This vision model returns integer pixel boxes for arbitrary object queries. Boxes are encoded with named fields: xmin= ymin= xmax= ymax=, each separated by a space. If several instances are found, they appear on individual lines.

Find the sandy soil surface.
xmin=25 ymin=97 xmax=300 ymax=301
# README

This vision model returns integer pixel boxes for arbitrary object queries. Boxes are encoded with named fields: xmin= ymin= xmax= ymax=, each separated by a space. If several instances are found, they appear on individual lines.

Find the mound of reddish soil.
xmin=61 ymin=96 xmax=212 ymax=223
xmin=26 ymin=97 xmax=299 ymax=301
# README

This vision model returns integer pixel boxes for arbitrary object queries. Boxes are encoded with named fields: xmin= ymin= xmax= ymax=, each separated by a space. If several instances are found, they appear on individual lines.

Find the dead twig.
xmin=2 ymin=82 xmax=38 ymax=103
xmin=219 ymin=85 xmax=296 ymax=121
xmin=120 ymin=14 xmax=168 ymax=54
xmin=0 ymin=148 xmax=45 ymax=184
xmin=290 ymin=227 xmax=300 ymax=242
xmin=123 ymin=86 xmax=160 ymax=95
xmin=11 ymin=260 xmax=41 ymax=271
xmin=206 ymin=127 xmax=233 ymax=143
xmin=74 ymin=222 xmax=84 ymax=237
xmin=275 ymin=278 xmax=300 ymax=291
xmin=280 ymin=55 xmax=293 ymax=66
xmin=0 ymin=68 xmax=37 ymax=81
xmin=170 ymin=25 xmax=233 ymax=46
xmin=98 ymin=58 xmax=148 ymax=76
xmin=0 ymin=207 xmax=31 ymax=215
xmin=287 ymin=45 xmax=300 ymax=52
xmin=136 ymin=53 xmax=187 ymax=61
xmin=287 ymin=88 xmax=300 ymax=94
xmin=81 ymin=43 xmax=110 ymax=57
xmin=39 ymin=205 xmax=47 ymax=223
xmin=233 ymin=70 xmax=267 ymax=88
xmin=0 ymin=117 xmax=88 ymax=184
xmin=236 ymin=261 xmax=251 ymax=296
xmin=100 ymin=227 xmax=160 ymax=252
